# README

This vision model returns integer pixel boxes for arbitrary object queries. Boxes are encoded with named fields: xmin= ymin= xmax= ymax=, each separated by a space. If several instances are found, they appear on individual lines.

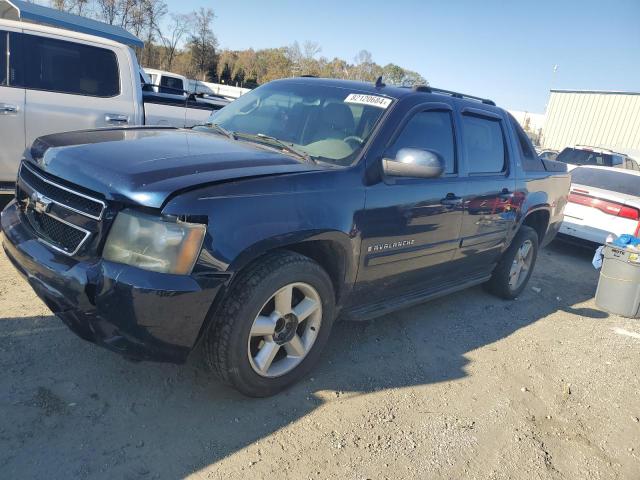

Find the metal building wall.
xmin=542 ymin=90 xmax=640 ymax=152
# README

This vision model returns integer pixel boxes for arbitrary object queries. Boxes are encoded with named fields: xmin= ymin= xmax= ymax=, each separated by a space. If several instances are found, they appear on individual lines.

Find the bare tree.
xmin=352 ymin=49 xmax=380 ymax=81
xmin=51 ymin=0 xmax=71 ymax=11
xmin=187 ymin=7 xmax=217 ymax=80
xmin=286 ymin=41 xmax=303 ymax=76
xmin=159 ymin=13 xmax=192 ymax=71
xmin=141 ymin=0 xmax=167 ymax=66
xmin=96 ymin=0 xmax=119 ymax=25
xmin=302 ymin=41 xmax=321 ymax=60
xmin=74 ymin=0 xmax=89 ymax=16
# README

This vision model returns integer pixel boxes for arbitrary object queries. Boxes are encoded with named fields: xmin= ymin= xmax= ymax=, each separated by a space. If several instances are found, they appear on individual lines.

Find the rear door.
xmin=22 ymin=31 xmax=136 ymax=146
xmin=0 ymin=28 xmax=26 ymax=185
xmin=454 ymin=107 xmax=517 ymax=275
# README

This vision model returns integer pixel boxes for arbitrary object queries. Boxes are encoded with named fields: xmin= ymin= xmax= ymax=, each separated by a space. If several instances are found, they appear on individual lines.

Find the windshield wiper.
xmin=203 ymin=122 xmax=237 ymax=140
xmin=236 ymin=132 xmax=315 ymax=164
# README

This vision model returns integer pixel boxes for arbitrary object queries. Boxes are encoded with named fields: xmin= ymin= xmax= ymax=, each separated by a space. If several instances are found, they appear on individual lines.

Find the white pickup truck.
xmin=0 ymin=2 xmax=225 ymax=191
xmin=144 ymin=68 xmax=231 ymax=109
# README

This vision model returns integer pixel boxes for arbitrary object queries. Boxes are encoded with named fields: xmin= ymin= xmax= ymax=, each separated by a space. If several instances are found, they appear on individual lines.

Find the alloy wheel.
xmin=247 ymin=282 xmax=322 ymax=378
xmin=508 ymin=239 xmax=534 ymax=290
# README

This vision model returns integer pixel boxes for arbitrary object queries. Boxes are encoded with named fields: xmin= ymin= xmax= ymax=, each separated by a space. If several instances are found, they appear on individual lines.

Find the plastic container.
xmin=595 ymin=244 xmax=640 ymax=318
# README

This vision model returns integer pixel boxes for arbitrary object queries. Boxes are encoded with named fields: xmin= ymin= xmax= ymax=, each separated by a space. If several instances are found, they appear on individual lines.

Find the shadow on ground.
xmin=0 ymin=239 xmax=603 ymax=478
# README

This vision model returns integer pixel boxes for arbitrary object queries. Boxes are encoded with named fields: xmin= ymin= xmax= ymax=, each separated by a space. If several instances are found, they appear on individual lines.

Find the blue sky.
xmin=165 ymin=0 xmax=640 ymax=113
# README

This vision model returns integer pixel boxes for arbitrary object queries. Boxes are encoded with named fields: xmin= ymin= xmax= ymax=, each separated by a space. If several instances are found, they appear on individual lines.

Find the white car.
xmin=555 ymin=145 xmax=638 ymax=172
xmin=560 ymin=166 xmax=640 ymax=244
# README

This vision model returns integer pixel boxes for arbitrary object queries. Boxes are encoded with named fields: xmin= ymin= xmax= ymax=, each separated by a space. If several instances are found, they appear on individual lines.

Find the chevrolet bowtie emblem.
xmin=28 ymin=191 xmax=53 ymax=214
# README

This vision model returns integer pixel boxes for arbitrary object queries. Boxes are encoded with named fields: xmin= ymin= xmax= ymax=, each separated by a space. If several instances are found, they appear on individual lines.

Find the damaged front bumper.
xmin=1 ymin=200 xmax=227 ymax=363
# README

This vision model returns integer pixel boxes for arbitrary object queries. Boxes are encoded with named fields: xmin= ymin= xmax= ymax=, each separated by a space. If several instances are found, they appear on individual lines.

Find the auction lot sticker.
xmin=344 ymin=93 xmax=392 ymax=109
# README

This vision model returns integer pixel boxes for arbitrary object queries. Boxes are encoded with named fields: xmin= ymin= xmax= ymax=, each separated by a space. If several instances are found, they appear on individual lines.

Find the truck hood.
xmin=27 ymin=127 xmax=319 ymax=208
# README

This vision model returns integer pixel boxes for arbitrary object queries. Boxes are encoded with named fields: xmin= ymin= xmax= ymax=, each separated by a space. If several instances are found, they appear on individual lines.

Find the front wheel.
xmin=487 ymin=225 xmax=539 ymax=299
xmin=203 ymin=251 xmax=336 ymax=397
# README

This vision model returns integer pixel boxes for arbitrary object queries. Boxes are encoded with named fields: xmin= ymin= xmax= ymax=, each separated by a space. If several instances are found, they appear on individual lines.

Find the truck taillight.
xmin=568 ymin=192 xmax=639 ymax=220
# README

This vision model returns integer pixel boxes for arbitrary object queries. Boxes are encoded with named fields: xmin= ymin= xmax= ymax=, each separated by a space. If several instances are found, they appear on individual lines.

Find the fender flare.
xmin=227 ymin=229 xmax=358 ymax=288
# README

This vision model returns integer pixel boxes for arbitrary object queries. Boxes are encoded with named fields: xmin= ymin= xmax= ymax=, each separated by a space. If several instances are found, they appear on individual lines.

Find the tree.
xmin=159 ymin=13 xmax=192 ymax=71
xmin=255 ymin=48 xmax=292 ymax=83
xmin=286 ymin=41 xmax=303 ymax=76
xmin=352 ymin=49 xmax=380 ymax=81
xmin=51 ymin=0 xmax=69 ymax=11
xmin=74 ymin=0 xmax=89 ymax=16
xmin=187 ymin=7 xmax=218 ymax=80
xmin=216 ymin=50 xmax=238 ymax=83
xmin=401 ymin=69 xmax=427 ymax=87
xmin=96 ymin=0 xmax=119 ymax=25
xmin=140 ymin=0 xmax=167 ymax=67
xmin=382 ymin=63 xmax=405 ymax=85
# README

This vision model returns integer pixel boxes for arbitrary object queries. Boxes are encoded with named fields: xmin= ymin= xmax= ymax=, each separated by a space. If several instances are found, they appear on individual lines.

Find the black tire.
xmin=487 ymin=225 xmax=539 ymax=300
xmin=203 ymin=250 xmax=336 ymax=397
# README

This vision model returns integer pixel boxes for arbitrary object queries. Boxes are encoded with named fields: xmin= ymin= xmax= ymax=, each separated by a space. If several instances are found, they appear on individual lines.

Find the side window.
xmin=0 ymin=31 xmax=6 ymax=86
xmin=22 ymin=34 xmax=119 ymax=97
xmin=612 ymin=155 xmax=623 ymax=167
xmin=508 ymin=113 xmax=544 ymax=171
xmin=462 ymin=114 xmax=506 ymax=174
xmin=160 ymin=75 xmax=184 ymax=93
xmin=389 ymin=110 xmax=456 ymax=174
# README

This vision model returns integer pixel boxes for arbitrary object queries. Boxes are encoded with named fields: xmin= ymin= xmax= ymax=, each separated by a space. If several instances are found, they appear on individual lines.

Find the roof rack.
xmin=412 ymin=85 xmax=495 ymax=106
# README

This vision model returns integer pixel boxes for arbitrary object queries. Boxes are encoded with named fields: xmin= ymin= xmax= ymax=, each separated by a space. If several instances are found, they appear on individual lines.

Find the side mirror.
xmin=382 ymin=148 xmax=445 ymax=178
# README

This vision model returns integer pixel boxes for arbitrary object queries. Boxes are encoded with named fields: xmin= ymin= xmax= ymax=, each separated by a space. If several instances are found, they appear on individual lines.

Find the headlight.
xmin=103 ymin=209 xmax=206 ymax=275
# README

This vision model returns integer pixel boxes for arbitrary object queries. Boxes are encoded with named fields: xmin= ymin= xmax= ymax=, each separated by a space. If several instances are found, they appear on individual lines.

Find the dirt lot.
xmin=0 ymin=239 xmax=639 ymax=479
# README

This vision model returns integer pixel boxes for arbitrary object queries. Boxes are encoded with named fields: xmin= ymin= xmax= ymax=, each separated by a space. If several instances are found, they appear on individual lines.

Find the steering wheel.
xmin=343 ymin=135 xmax=364 ymax=147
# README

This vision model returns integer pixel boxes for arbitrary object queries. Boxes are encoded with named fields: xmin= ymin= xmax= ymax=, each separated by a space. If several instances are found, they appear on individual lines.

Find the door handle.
xmin=440 ymin=193 xmax=463 ymax=207
xmin=0 ymin=103 xmax=18 ymax=115
xmin=105 ymin=114 xmax=129 ymax=124
xmin=498 ymin=188 xmax=512 ymax=201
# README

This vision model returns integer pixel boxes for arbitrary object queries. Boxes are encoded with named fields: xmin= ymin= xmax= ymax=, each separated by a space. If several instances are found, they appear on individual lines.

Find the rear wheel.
xmin=203 ymin=251 xmax=335 ymax=397
xmin=487 ymin=226 xmax=539 ymax=299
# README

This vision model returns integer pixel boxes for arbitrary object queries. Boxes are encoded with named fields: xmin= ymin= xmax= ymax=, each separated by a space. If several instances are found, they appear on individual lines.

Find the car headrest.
xmin=321 ymin=103 xmax=355 ymax=132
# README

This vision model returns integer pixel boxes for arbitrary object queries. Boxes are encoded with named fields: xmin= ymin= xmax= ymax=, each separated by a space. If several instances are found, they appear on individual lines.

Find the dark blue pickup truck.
xmin=1 ymin=77 xmax=569 ymax=396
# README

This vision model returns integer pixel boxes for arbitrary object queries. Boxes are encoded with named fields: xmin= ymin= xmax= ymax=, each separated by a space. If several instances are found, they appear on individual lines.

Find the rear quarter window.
xmin=571 ymin=167 xmax=640 ymax=197
xmin=21 ymin=33 xmax=120 ymax=97
xmin=508 ymin=113 xmax=545 ymax=171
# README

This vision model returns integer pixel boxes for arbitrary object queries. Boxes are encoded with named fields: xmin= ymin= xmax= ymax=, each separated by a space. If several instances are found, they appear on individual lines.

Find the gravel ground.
xmin=0 ymin=239 xmax=639 ymax=479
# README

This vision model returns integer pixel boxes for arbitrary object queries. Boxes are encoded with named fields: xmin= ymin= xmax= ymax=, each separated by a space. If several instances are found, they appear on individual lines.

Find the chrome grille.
xmin=19 ymin=163 xmax=105 ymax=220
xmin=25 ymin=210 xmax=89 ymax=256
xmin=17 ymin=162 xmax=105 ymax=256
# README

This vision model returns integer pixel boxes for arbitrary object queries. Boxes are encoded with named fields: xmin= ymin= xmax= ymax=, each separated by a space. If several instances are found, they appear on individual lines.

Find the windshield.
xmin=206 ymin=82 xmax=392 ymax=165
xmin=571 ymin=167 xmax=640 ymax=197
xmin=556 ymin=148 xmax=613 ymax=166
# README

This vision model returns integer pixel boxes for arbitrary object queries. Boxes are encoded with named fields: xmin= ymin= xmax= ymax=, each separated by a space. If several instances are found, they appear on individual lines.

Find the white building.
xmin=509 ymin=110 xmax=546 ymax=133
xmin=542 ymin=89 xmax=640 ymax=152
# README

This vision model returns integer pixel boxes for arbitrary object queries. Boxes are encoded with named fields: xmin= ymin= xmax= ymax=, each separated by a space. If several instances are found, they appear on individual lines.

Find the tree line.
xmin=48 ymin=0 xmax=427 ymax=87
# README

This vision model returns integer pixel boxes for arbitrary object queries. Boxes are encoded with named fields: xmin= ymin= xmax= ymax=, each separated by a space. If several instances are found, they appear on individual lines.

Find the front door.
xmin=354 ymin=104 xmax=465 ymax=302
xmin=0 ymin=29 xmax=26 ymax=185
